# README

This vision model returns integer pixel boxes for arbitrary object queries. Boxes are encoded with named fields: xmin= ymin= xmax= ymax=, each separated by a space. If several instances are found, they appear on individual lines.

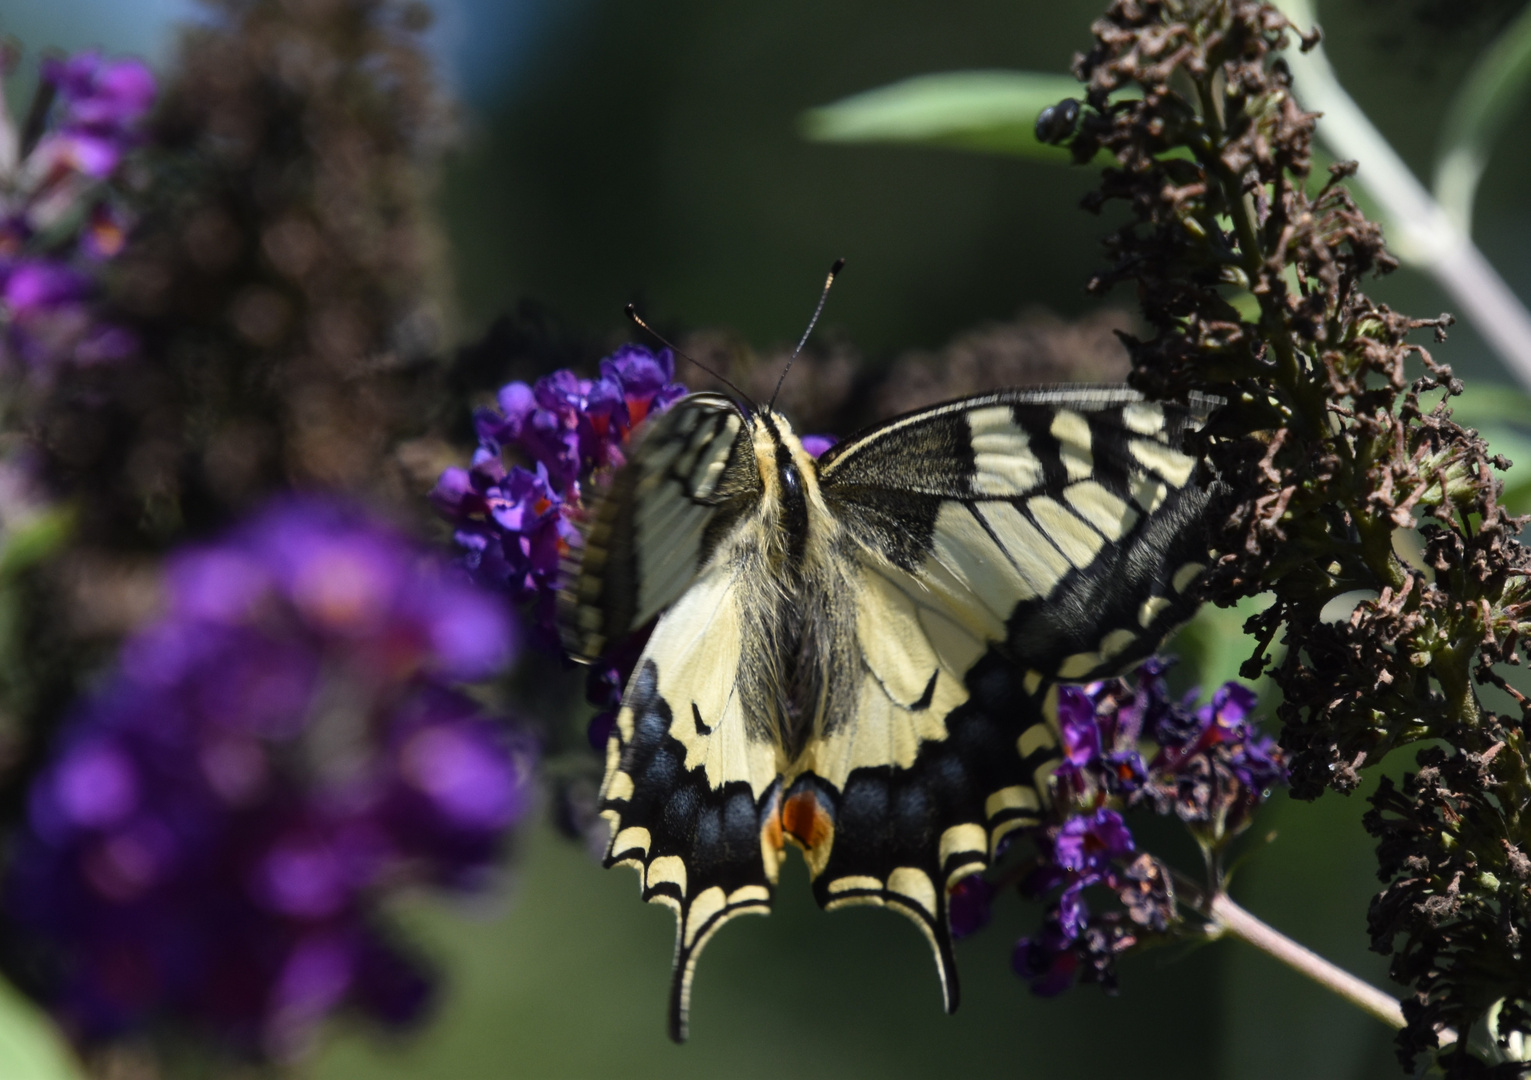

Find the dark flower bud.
xmin=1035 ymin=98 xmax=1081 ymax=145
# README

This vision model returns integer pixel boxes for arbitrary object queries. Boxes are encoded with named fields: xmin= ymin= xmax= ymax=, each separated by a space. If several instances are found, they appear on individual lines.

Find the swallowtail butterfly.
xmin=559 ymin=383 xmax=1218 ymax=1040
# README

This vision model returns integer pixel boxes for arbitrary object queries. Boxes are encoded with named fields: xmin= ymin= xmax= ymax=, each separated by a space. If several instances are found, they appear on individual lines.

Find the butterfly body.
xmin=560 ymin=387 xmax=1218 ymax=1040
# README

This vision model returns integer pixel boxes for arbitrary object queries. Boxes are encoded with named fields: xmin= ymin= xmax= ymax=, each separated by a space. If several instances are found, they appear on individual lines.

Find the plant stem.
xmin=1169 ymin=868 xmax=1459 ymax=1043
xmin=1207 ymin=890 xmax=1414 ymax=1032
xmin=1273 ymin=0 xmax=1531 ymax=392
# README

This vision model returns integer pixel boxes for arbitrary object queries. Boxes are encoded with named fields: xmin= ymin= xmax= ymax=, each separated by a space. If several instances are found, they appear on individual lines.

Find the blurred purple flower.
xmin=1053 ymin=808 xmax=1134 ymax=875
xmin=44 ymin=53 xmax=155 ymax=140
xmin=0 ymin=49 xmax=152 ymax=376
xmin=5 ymin=499 xmax=530 ymax=1058
xmin=434 ymin=345 xmax=686 ymax=644
xmin=800 ymin=434 xmax=838 ymax=458
xmin=947 ymin=874 xmax=995 ymax=940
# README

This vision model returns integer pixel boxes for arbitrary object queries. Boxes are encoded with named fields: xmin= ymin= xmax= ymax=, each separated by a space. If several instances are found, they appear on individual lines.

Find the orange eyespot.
xmin=780 ymin=788 xmax=834 ymax=852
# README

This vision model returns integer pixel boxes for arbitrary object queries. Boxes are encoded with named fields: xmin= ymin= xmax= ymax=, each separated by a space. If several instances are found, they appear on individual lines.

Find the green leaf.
xmin=1433 ymin=0 xmax=1531 ymax=232
xmin=1446 ymin=382 xmax=1531 ymax=430
xmin=801 ymin=70 xmax=1088 ymax=159
xmin=0 ymin=506 xmax=74 ymax=578
xmin=1171 ymin=593 xmax=1277 ymax=695
xmin=0 ymin=979 xmax=82 ymax=1080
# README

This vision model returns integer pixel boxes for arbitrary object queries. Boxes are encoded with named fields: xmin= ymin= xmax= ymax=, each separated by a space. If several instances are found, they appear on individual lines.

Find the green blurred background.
xmin=8 ymin=0 xmax=1531 ymax=1076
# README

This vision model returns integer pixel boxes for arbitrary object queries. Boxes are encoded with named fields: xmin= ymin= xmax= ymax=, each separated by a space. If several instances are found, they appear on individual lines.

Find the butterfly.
xmin=558 ymin=384 xmax=1219 ymax=1041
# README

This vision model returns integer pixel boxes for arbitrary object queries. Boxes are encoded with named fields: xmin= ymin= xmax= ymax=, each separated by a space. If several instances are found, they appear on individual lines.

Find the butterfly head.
xmin=745 ymin=406 xmax=824 ymax=571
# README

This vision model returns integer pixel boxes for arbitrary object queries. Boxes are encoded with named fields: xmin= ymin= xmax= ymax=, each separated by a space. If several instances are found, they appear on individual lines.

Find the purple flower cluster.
xmin=0 ymin=50 xmax=154 ymax=374
xmin=431 ymin=345 xmax=687 ymax=643
xmin=4 ymin=499 xmax=528 ymax=1058
xmin=1054 ymin=659 xmax=1285 ymax=836
xmin=958 ymin=661 xmax=1286 ymax=996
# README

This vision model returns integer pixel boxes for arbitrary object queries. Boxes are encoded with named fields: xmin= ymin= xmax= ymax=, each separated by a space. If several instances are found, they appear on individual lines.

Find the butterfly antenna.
xmin=769 ymin=257 xmax=845 ymax=411
xmin=625 ymin=303 xmax=750 ymax=403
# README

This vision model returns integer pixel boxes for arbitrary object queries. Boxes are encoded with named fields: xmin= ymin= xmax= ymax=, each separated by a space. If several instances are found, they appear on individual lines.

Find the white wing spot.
xmin=1065 ymin=480 xmax=1140 ymax=540
xmin=1138 ymin=595 xmax=1172 ymax=627
xmin=984 ymin=785 xmax=1040 ymax=819
xmin=689 ymin=444 xmax=731 ymax=499
xmin=612 ymin=827 xmax=651 ymax=857
xmin=1122 ymin=400 xmax=1168 ymax=438
xmin=975 ymin=502 xmax=1069 ymax=595
xmin=1130 ymin=438 xmax=1196 ymax=487
xmin=1026 ymin=496 xmax=1104 ymax=568
xmin=887 ymin=867 xmax=938 ymax=919
xmin=1050 ymin=409 xmax=1094 ymax=482
xmin=828 ymin=874 xmax=884 ymax=894
xmin=1018 ymin=724 xmax=1057 ymax=758
xmin=683 ymin=886 xmax=727 ymax=946
xmin=646 ymin=855 xmax=688 ymax=897
xmin=1099 ymin=627 xmax=1138 ymax=660
xmin=989 ymin=817 xmax=1031 ymax=857
xmin=604 ymin=770 xmax=634 ymax=802
xmin=1058 ymin=651 xmax=1102 ymax=679
xmin=1173 ymin=561 xmax=1206 ymax=593
xmin=968 ymin=406 xmax=1042 ymax=496
xmin=1130 ymin=474 xmax=1170 ymax=515
xmin=928 ymin=503 xmax=1040 ymax=626
xmin=939 ymin=823 xmax=988 ymax=870
xmin=728 ymin=885 xmax=771 ymax=906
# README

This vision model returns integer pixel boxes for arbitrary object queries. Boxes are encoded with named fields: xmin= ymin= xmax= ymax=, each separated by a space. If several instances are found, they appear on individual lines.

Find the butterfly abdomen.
xmin=734 ymin=409 xmax=861 ymax=757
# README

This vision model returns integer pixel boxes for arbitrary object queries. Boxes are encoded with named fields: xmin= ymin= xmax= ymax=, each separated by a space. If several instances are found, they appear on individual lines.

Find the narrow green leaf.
xmin=1433 ymin=0 xmax=1531 ymax=232
xmin=802 ymin=70 xmax=1086 ymax=159
xmin=0 ymin=979 xmax=82 ymax=1080
xmin=1445 ymin=382 xmax=1531 ymax=429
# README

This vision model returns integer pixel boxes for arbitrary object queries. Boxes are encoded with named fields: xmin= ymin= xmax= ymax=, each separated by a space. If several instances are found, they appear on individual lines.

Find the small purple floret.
xmin=433 ymin=345 xmax=687 ymax=644
xmin=1053 ymin=808 xmax=1135 ymax=874
xmin=0 ymin=49 xmax=154 ymax=375
xmin=947 ymin=874 xmax=995 ymax=940
xmin=1012 ymin=660 xmax=1286 ymax=998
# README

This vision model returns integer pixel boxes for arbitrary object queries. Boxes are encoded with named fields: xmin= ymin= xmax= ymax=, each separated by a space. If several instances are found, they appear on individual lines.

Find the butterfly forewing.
xmin=819 ymin=387 xmax=1217 ymax=685
xmin=560 ymin=393 xmax=757 ymax=662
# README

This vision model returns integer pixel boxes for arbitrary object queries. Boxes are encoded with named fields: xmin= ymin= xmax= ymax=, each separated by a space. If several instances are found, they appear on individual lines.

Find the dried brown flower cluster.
xmin=1068 ymin=0 xmax=1531 ymax=1071
xmin=0 ymin=0 xmax=454 ymax=822
xmin=674 ymin=307 xmax=1133 ymax=436
xmin=45 ymin=0 xmax=451 ymax=550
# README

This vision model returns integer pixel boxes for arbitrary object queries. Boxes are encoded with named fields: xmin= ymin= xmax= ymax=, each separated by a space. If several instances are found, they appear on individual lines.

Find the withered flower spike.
xmin=1070 ymin=0 xmax=1531 ymax=1071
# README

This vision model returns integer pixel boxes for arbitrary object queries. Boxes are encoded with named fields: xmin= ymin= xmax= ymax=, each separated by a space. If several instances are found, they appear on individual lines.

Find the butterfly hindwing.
xmin=598 ymin=563 xmax=781 ymax=1041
